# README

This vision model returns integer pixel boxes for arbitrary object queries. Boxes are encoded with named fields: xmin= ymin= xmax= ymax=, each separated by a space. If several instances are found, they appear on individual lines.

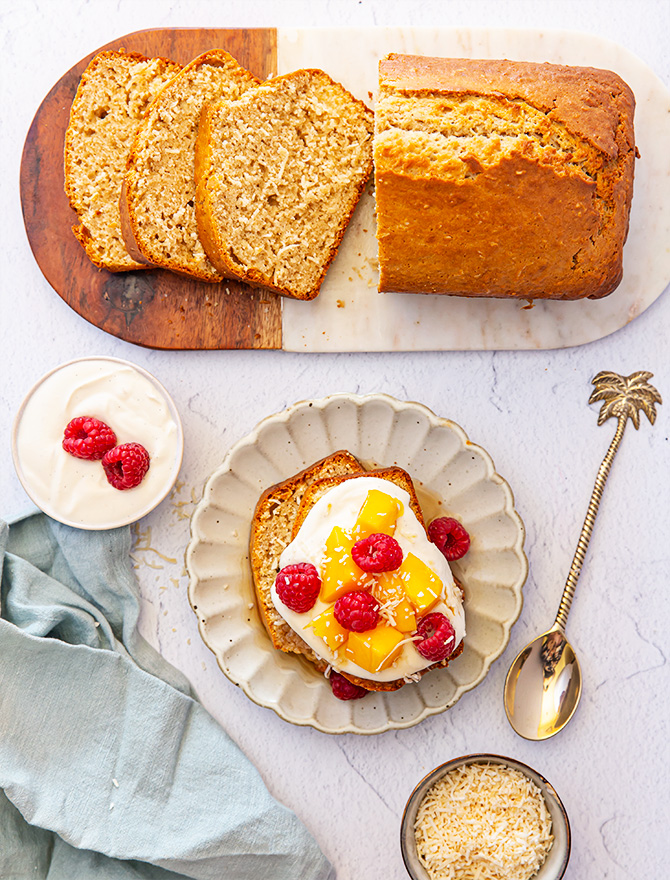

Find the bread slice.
xmin=195 ymin=68 xmax=374 ymax=300
xmin=121 ymin=49 xmax=260 ymax=281
xmin=250 ymin=454 xmax=464 ymax=694
xmin=250 ymin=451 xmax=364 ymax=661
xmin=64 ymin=50 xmax=181 ymax=271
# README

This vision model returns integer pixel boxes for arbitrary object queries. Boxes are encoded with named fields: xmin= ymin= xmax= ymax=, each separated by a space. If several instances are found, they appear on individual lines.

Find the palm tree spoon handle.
xmin=553 ymin=370 xmax=662 ymax=633
xmin=504 ymin=371 xmax=661 ymax=740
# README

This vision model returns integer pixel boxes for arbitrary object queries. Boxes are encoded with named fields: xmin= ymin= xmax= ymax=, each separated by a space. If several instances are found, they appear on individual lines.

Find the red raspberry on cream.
xmin=275 ymin=563 xmax=322 ymax=613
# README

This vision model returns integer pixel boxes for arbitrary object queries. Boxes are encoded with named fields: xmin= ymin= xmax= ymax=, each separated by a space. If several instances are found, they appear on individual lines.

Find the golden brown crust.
xmin=379 ymin=55 xmax=635 ymax=158
xmin=375 ymin=54 xmax=636 ymax=300
xmin=117 ymin=179 xmax=153 ymax=268
xmin=192 ymin=102 xmax=235 ymax=282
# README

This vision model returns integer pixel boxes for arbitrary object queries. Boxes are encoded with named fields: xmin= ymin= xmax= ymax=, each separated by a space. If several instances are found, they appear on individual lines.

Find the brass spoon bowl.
xmin=504 ymin=628 xmax=582 ymax=741
xmin=504 ymin=371 xmax=661 ymax=741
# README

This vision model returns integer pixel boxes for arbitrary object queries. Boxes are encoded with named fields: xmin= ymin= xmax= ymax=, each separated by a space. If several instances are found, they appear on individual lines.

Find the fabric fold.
xmin=0 ymin=514 xmax=334 ymax=880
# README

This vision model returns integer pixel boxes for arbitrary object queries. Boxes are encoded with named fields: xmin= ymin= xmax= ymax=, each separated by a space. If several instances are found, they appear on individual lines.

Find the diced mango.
xmin=353 ymin=489 xmax=403 ymax=539
xmin=372 ymin=572 xmax=417 ymax=633
xmin=345 ymin=624 xmax=405 ymax=673
xmin=397 ymin=553 xmax=442 ymax=613
xmin=305 ymin=605 xmax=349 ymax=653
xmin=320 ymin=526 xmax=363 ymax=602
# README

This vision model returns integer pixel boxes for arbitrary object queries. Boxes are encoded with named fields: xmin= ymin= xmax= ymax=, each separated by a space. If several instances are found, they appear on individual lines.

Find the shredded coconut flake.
xmin=414 ymin=763 xmax=554 ymax=880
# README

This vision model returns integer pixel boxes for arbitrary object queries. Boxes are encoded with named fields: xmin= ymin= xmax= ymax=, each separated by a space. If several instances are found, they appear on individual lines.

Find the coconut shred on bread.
xmin=250 ymin=452 xmax=465 ymax=694
xmin=251 ymin=451 xmax=365 ymax=664
xmin=374 ymin=54 xmax=636 ymax=300
xmin=64 ymin=50 xmax=182 ymax=272
xmin=121 ymin=49 xmax=260 ymax=281
xmin=195 ymin=68 xmax=374 ymax=300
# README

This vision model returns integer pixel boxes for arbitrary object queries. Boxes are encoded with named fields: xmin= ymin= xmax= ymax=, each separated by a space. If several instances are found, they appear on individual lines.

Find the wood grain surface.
xmin=20 ymin=28 xmax=283 ymax=350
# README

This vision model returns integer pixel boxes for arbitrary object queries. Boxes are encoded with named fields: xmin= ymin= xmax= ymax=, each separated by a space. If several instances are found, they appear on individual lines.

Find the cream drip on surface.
xmin=273 ymin=476 xmax=466 ymax=682
xmin=14 ymin=358 xmax=181 ymax=528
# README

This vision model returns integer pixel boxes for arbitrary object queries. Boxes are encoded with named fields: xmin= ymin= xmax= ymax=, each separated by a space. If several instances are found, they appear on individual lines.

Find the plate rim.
xmin=186 ymin=392 xmax=528 ymax=734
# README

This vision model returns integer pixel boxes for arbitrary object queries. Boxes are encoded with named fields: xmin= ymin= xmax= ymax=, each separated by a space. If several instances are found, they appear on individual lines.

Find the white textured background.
xmin=2 ymin=2 xmax=669 ymax=879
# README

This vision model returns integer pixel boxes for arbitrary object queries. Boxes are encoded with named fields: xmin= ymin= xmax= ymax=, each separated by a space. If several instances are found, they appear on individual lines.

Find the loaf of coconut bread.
xmin=374 ymin=54 xmax=636 ymax=300
xmin=65 ymin=48 xmax=636 ymax=304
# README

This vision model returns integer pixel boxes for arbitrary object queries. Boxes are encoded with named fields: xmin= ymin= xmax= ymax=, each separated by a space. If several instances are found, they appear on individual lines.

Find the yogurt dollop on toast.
xmin=274 ymin=474 xmax=466 ymax=685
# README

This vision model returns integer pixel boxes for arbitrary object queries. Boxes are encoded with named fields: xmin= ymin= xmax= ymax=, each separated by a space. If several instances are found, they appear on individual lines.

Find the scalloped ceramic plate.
xmin=186 ymin=394 xmax=528 ymax=734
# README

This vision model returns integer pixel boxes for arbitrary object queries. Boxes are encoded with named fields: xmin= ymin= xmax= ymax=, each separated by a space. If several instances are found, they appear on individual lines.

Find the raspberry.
xmin=333 ymin=590 xmax=380 ymax=632
xmin=428 ymin=517 xmax=471 ymax=561
xmin=414 ymin=612 xmax=456 ymax=662
xmin=275 ymin=563 xmax=321 ymax=613
xmin=330 ymin=671 xmax=368 ymax=700
xmin=62 ymin=416 xmax=117 ymax=461
xmin=101 ymin=442 xmax=150 ymax=490
xmin=352 ymin=533 xmax=403 ymax=572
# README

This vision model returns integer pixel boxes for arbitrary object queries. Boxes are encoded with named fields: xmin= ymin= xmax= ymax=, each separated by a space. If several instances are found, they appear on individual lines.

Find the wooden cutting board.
xmin=21 ymin=27 xmax=670 ymax=352
xmin=20 ymin=28 xmax=283 ymax=350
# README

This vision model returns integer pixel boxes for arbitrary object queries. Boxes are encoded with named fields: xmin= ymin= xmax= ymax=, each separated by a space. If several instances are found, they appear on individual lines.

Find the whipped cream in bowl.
xmin=12 ymin=356 xmax=184 ymax=530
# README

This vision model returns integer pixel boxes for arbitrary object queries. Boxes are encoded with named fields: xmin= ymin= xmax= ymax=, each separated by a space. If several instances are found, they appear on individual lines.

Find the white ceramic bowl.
xmin=187 ymin=393 xmax=528 ymax=734
xmin=401 ymin=754 xmax=570 ymax=880
xmin=12 ymin=356 xmax=184 ymax=530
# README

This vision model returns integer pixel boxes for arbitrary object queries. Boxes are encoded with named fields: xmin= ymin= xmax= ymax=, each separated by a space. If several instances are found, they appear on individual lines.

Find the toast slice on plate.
xmin=250 ymin=451 xmax=364 ymax=660
xmin=250 ymin=452 xmax=464 ymax=693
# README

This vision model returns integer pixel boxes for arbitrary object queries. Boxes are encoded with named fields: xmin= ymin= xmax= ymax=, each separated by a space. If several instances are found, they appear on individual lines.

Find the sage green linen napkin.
xmin=0 ymin=513 xmax=334 ymax=880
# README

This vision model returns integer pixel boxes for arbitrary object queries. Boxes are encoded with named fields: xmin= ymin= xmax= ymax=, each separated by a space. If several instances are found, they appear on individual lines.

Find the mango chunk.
xmin=397 ymin=552 xmax=442 ymax=613
xmin=345 ymin=624 xmax=405 ymax=673
xmin=320 ymin=526 xmax=363 ymax=602
xmin=353 ymin=489 xmax=403 ymax=539
xmin=372 ymin=572 xmax=417 ymax=633
xmin=306 ymin=605 xmax=349 ymax=653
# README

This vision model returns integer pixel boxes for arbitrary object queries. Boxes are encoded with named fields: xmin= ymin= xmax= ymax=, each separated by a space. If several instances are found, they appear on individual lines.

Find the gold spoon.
xmin=504 ymin=371 xmax=662 ymax=741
